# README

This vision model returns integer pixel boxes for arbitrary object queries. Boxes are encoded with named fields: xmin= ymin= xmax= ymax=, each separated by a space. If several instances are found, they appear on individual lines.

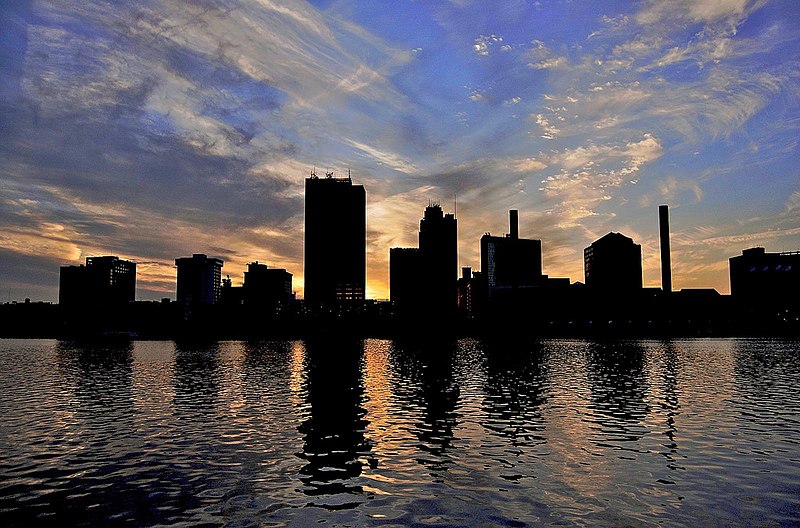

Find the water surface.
xmin=1 ymin=338 xmax=799 ymax=526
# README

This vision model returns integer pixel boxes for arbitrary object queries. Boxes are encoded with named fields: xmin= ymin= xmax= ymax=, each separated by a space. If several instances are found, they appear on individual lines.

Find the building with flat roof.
xmin=59 ymin=256 xmax=136 ymax=307
xmin=730 ymin=247 xmax=799 ymax=304
xmin=480 ymin=210 xmax=543 ymax=295
xmin=243 ymin=261 xmax=294 ymax=306
xmin=175 ymin=254 xmax=223 ymax=307
xmin=304 ymin=171 xmax=366 ymax=303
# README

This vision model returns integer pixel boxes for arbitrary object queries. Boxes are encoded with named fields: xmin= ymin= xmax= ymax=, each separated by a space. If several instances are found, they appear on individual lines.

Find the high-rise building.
xmin=729 ymin=247 xmax=800 ymax=304
xmin=59 ymin=256 xmax=136 ymax=307
xmin=480 ymin=210 xmax=542 ymax=293
xmin=583 ymin=232 xmax=642 ymax=291
xmin=175 ymin=254 xmax=223 ymax=306
xmin=304 ymin=171 xmax=366 ymax=303
xmin=419 ymin=203 xmax=458 ymax=310
xmin=389 ymin=203 xmax=458 ymax=315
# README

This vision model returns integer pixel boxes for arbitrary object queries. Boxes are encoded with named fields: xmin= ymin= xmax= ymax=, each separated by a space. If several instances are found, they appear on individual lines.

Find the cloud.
xmin=473 ymin=34 xmax=504 ymax=56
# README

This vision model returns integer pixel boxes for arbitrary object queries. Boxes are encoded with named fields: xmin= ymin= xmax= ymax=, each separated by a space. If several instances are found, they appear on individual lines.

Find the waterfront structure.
xmin=730 ymin=247 xmax=800 ymax=305
xmin=389 ymin=247 xmax=422 ymax=311
xmin=59 ymin=256 xmax=136 ymax=307
xmin=175 ymin=254 xmax=223 ymax=306
xmin=304 ymin=170 xmax=366 ymax=303
xmin=419 ymin=203 xmax=458 ymax=311
xmin=480 ymin=210 xmax=543 ymax=295
xmin=243 ymin=262 xmax=294 ymax=306
xmin=659 ymin=204 xmax=673 ymax=292
xmin=584 ymin=232 xmax=642 ymax=291
xmin=389 ymin=202 xmax=458 ymax=315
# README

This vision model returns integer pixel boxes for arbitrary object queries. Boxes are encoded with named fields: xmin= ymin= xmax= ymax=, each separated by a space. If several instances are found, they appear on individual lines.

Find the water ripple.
xmin=1 ymin=338 xmax=800 ymax=526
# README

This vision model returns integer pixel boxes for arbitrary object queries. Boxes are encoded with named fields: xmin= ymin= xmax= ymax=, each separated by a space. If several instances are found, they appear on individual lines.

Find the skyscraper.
xmin=419 ymin=203 xmax=458 ymax=311
xmin=175 ymin=254 xmax=223 ymax=306
xmin=389 ymin=202 xmax=458 ymax=315
xmin=583 ymin=232 xmax=642 ymax=291
xmin=304 ymin=170 xmax=366 ymax=303
xmin=59 ymin=256 xmax=136 ymax=307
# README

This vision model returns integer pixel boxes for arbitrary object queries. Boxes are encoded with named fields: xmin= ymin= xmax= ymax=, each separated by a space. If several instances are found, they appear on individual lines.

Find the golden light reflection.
xmin=288 ymin=340 xmax=307 ymax=409
xmin=362 ymin=339 xmax=393 ymax=446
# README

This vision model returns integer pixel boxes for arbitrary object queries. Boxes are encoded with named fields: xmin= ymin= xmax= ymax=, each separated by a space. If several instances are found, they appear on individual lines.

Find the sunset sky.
xmin=1 ymin=0 xmax=799 ymax=301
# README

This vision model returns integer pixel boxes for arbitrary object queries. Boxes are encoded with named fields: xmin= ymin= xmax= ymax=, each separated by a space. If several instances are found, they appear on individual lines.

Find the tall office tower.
xmin=59 ymin=256 xmax=136 ymax=307
xmin=583 ymin=232 xmax=643 ymax=291
xmin=304 ymin=170 xmax=366 ymax=303
xmin=175 ymin=254 xmax=223 ymax=306
xmin=480 ymin=210 xmax=543 ymax=293
xmin=659 ymin=204 xmax=672 ymax=292
xmin=419 ymin=203 xmax=458 ymax=310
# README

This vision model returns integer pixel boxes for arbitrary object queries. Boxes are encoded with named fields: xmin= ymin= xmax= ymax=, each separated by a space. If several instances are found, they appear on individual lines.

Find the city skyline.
xmin=1 ymin=0 xmax=799 ymax=301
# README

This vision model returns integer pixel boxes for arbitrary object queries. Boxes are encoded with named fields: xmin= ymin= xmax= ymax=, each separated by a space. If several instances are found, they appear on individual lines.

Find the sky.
xmin=1 ymin=0 xmax=799 ymax=302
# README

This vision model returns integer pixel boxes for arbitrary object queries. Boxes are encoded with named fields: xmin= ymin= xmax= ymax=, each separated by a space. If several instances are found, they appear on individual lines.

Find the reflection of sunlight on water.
xmin=289 ymin=340 xmax=306 ymax=410
xmin=3 ymin=338 xmax=800 ymax=526
xmin=363 ymin=339 xmax=393 ymax=446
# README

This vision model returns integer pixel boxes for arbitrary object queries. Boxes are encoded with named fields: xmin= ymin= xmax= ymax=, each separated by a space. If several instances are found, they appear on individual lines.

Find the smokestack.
xmin=509 ymin=210 xmax=519 ymax=239
xmin=659 ymin=204 xmax=672 ymax=293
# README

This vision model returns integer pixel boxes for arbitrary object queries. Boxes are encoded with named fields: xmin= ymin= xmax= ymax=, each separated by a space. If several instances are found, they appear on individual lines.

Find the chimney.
xmin=509 ymin=210 xmax=519 ymax=240
xmin=659 ymin=204 xmax=672 ymax=292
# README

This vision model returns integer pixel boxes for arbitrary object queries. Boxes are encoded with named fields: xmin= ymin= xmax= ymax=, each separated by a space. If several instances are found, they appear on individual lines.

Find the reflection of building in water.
xmin=584 ymin=342 xmax=650 ymax=444
xmin=659 ymin=342 xmax=680 ymax=471
xmin=56 ymin=340 xmax=135 ymax=417
xmin=297 ymin=339 xmax=373 ymax=503
xmin=389 ymin=341 xmax=460 ymax=473
xmin=481 ymin=340 xmax=548 ymax=448
xmin=59 ymin=256 xmax=136 ymax=307
xmin=172 ymin=342 xmax=221 ymax=416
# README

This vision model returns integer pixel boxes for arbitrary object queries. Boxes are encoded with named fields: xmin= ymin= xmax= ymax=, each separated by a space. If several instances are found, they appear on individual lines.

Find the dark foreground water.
xmin=1 ymin=338 xmax=799 ymax=527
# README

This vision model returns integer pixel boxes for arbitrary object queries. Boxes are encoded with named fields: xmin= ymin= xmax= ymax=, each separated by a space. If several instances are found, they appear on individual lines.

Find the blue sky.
xmin=1 ymin=0 xmax=799 ymax=300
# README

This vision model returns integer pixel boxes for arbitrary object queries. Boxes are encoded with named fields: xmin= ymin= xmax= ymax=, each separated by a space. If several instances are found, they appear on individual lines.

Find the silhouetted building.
xmin=457 ymin=267 xmax=486 ymax=319
xmin=304 ymin=171 xmax=366 ymax=303
xmin=243 ymin=261 xmax=294 ymax=306
xmin=730 ymin=247 xmax=800 ymax=306
xmin=419 ymin=203 xmax=458 ymax=311
xmin=389 ymin=203 xmax=458 ymax=317
xmin=390 ymin=247 xmax=422 ymax=311
xmin=584 ymin=232 xmax=642 ymax=291
xmin=480 ymin=210 xmax=543 ymax=297
xmin=659 ymin=204 xmax=672 ymax=292
xmin=59 ymin=256 xmax=136 ymax=307
xmin=175 ymin=254 xmax=223 ymax=306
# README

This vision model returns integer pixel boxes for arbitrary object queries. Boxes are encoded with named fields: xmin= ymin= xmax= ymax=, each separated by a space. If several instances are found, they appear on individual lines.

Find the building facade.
xmin=243 ymin=262 xmax=294 ymax=306
xmin=304 ymin=171 xmax=366 ymax=303
xmin=59 ymin=256 xmax=136 ymax=307
xmin=480 ymin=210 xmax=543 ymax=293
xmin=730 ymin=247 xmax=800 ymax=304
xmin=583 ymin=232 xmax=642 ymax=291
xmin=175 ymin=254 xmax=223 ymax=306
